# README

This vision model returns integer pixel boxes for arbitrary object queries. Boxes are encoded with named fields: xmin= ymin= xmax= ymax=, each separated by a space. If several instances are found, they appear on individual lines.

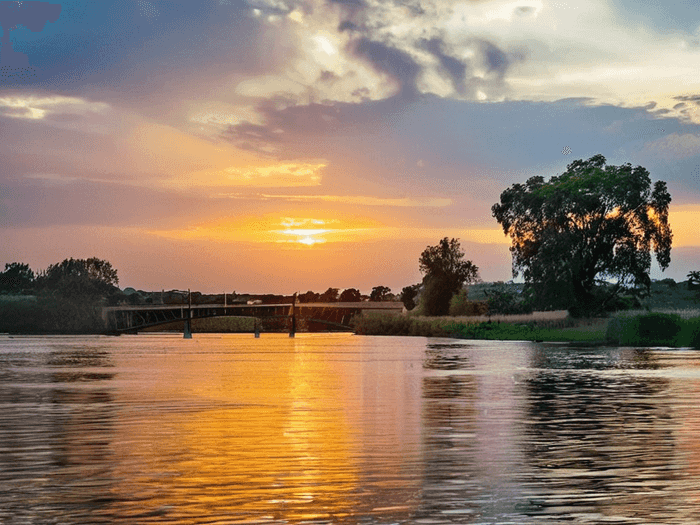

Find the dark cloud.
xmin=480 ymin=40 xmax=509 ymax=77
xmin=318 ymin=70 xmax=339 ymax=83
xmin=0 ymin=1 xmax=259 ymax=91
xmin=420 ymin=38 xmax=469 ymax=93
xmin=353 ymin=38 xmax=421 ymax=98
xmin=328 ymin=0 xmax=365 ymax=6
xmin=338 ymin=20 xmax=359 ymax=32
xmin=674 ymin=94 xmax=700 ymax=105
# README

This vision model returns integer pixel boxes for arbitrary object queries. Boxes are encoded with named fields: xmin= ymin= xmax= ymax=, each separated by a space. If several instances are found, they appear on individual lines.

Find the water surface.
xmin=2 ymin=333 xmax=700 ymax=523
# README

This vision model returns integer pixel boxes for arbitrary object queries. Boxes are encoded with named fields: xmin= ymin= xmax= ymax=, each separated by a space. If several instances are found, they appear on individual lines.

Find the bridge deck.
xmin=103 ymin=302 xmax=404 ymax=312
xmin=102 ymin=302 xmax=404 ymax=334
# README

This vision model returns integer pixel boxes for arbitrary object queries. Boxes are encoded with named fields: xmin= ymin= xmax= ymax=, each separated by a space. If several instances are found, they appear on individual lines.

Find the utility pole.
xmin=184 ymin=288 xmax=192 ymax=339
xmin=289 ymin=292 xmax=297 ymax=338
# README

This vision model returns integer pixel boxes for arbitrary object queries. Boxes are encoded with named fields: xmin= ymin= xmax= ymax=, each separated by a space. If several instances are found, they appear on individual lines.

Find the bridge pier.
xmin=184 ymin=291 xmax=192 ymax=339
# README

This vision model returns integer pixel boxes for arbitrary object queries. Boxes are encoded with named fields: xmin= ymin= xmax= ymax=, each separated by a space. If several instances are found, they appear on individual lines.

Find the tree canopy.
xmin=419 ymin=238 xmax=480 ymax=315
xmin=369 ymin=286 xmax=392 ymax=302
xmin=0 ymin=262 xmax=35 ymax=294
xmin=492 ymin=154 xmax=672 ymax=315
xmin=339 ymin=288 xmax=362 ymax=302
xmin=688 ymin=271 xmax=700 ymax=292
xmin=38 ymin=257 xmax=120 ymax=299
xmin=319 ymin=287 xmax=339 ymax=302
xmin=400 ymin=284 xmax=419 ymax=311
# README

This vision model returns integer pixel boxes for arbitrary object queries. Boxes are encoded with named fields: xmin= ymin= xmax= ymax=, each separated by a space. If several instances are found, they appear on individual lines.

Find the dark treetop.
xmin=492 ymin=154 xmax=672 ymax=314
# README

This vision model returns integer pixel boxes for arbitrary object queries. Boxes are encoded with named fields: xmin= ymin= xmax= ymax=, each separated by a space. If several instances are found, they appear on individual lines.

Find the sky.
xmin=0 ymin=0 xmax=699 ymax=294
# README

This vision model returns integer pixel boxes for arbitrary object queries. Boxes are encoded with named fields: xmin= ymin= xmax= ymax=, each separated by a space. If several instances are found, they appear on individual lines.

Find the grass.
xmin=354 ymin=309 xmax=700 ymax=348
xmin=353 ymin=311 xmax=608 ymax=342
xmin=606 ymin=312 xmax=700 ymax=347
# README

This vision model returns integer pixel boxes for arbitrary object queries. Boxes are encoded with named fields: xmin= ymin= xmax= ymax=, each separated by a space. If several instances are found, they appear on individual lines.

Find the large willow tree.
xmin=492 ymin=154 xmax=672 ymax=315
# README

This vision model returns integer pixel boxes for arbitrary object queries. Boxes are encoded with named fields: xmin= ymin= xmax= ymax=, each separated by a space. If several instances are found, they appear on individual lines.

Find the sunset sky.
xmin=1 ymin=0 xmax=699 ymax=294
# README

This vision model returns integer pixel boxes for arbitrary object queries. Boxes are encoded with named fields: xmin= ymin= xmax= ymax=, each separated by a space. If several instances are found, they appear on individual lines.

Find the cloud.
xmin=0 ymin=93 xmax=110 ymax=124
xmin=643 ymin=133 xmax=700 ymax=161
xmin=213 ymin=193 xmax=452 ymax=207
xmin=162 ymin=161 xmax=328 ymax=190
xmin=353 ymin=38 xmax=422 ymax=98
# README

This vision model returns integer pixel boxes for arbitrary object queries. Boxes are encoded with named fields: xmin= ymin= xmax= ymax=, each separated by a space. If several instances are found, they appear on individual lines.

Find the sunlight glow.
xmin=0 ymin=95 xmax=109 ymax=120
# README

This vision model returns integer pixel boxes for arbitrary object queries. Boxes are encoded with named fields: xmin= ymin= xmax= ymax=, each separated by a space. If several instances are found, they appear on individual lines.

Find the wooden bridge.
xmin=102 ymin=301 xmax=404 ymax=338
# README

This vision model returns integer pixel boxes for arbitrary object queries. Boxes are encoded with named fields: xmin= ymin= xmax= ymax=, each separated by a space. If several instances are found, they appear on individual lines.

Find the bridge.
xmin=102 ymin=301 xmax=404 ymax=338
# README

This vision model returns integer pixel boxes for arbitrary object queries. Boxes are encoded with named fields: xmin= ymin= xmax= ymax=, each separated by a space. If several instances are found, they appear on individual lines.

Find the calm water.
xmin=2 ymin=333 xmax=700 ymax=524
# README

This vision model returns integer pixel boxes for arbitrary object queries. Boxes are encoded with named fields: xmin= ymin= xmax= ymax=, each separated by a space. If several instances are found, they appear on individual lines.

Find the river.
xmin=1 ymin=333 xmax=700 ymax=524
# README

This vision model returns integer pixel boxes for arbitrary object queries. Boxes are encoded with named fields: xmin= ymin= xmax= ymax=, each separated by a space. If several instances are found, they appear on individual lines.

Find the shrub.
xmin=607 ymin=312 xmax=682 ymax=346
xmin=449 ymin=290 xmax=488 ymax=316
xmin=681 ymin=317 xmax=700 ymax=349
xmin=485 ymin=287 xmax=533 ymax=315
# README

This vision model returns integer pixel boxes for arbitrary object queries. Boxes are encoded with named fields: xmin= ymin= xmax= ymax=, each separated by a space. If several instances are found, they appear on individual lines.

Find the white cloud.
xmin=0 ymin=94 xmax=110 ymax=120
xmin=232 ymin=0 xmax=700 ymax=123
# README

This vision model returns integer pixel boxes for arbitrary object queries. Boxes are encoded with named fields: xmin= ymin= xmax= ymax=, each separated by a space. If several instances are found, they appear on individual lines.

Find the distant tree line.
xmin=296 ymin=286 xmax=397 ymax=303
xmin=0 ymin=258 xmax=120 ymax=299
xmin=0 ymin=258 xmax=120 ymax=334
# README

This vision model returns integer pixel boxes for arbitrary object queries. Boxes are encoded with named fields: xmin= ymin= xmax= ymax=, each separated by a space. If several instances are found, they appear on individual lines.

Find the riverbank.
xmin=0 ymin=296 xmax=106 ymax=334
xmin=352 ymin=310 xmax=700 ymax=348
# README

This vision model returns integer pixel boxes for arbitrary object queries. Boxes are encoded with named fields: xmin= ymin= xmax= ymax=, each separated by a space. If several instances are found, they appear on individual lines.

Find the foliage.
xmin=0 ymin=296 xmax=107 ymax=334
xmin=689 ymin=271 xmax=700 ymax=291
xmin=352 ymin=312 xmax=607 ymax=342
xmin=37 ymin=257 xmax=119 ymax=299
xmin=319 ymin=287 xmax=339 ymax=302
xmin=352 ymin=313 xmax=453 ymax=337
xmin=339 ymin=288 xmax=362 ymax=302
xmin=484 ymin=285 xmax=533 ymax=315
xmin=449 ymin=289 xmax=489 ymax=316
xmin=370 ymin=285 xmax=392 ymax=302
xmin=419 ymin=238 xmax=480 ymax=316
xmin=0 ymin=262 xmax=35 ymax=294
xmin=400 ymin=284 xmax=419 ymax=311
xmin=298 ymin=290 xmax=321 ymax=303
xmin=606 ymin=312 xmax=685 ymax=346
xmin=492 ymin=154 xmax=673 ymax=316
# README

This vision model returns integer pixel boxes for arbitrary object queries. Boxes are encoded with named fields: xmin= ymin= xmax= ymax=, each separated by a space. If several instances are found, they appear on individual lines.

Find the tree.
xmin=492 ymin=154 xmax=672 ymax=315
xmin=688 ymin=271 xmax=700 ymax=291
xmin=400 ymin=284 xmax=419 ymax=311
xmin=319 ymin=287 xmax=339 ymax=302
xmin=339 ymin=288 xmax=362 ymax=302
xmin=369 ymin=285 xmax=392 ymax=302
xmin=419 ymin=238 xmax=480 ymax=316
xmin=298 ymin=290 xmax=320 ymax=303
xmin=0 ymin=262 xmax=35 ymax=294
xmin=38 ymin=257 xmax=119 ymax=299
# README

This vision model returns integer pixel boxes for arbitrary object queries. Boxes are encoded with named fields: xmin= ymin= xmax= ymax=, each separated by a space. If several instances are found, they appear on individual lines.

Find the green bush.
xmin=607 ymin=313 xmax=683 ymax=346
xmin=680 ymin=317 xmax=700 ymax=349
xmin=0 ymin=296 xmax=107 ymax=334
xmin=449 ymin=290 xmax=488 ymax=316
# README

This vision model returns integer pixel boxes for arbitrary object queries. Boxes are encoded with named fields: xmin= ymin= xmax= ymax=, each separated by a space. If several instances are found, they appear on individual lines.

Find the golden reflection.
xmin=108 ymin=334 xmax=423 ymax=522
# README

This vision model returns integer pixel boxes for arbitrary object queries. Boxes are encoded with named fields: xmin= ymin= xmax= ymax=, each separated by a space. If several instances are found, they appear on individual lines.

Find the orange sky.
xmin=1 ymin=0 xmax=699 ymax=293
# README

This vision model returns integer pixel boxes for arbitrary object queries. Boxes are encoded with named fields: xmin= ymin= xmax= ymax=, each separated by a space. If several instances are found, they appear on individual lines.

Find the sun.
xmin=276 ymin=219 xmax=331 ymax=245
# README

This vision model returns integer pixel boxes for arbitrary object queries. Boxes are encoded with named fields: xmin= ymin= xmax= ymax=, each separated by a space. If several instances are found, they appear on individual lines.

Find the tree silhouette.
xmin=0 ymin=262 xmax=35 ymax=293
xmin=369 ymin=285 xmax=391 ymax=302
xmin=400 ymin=284 xmax=419 ymax=311
xmin=419 ymin=238 xmax=479 ymax=316
xmin=339 ymin=288 xmax=362 ymax=302
xmin=493 ymin=154 xmax=672 ymax=315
